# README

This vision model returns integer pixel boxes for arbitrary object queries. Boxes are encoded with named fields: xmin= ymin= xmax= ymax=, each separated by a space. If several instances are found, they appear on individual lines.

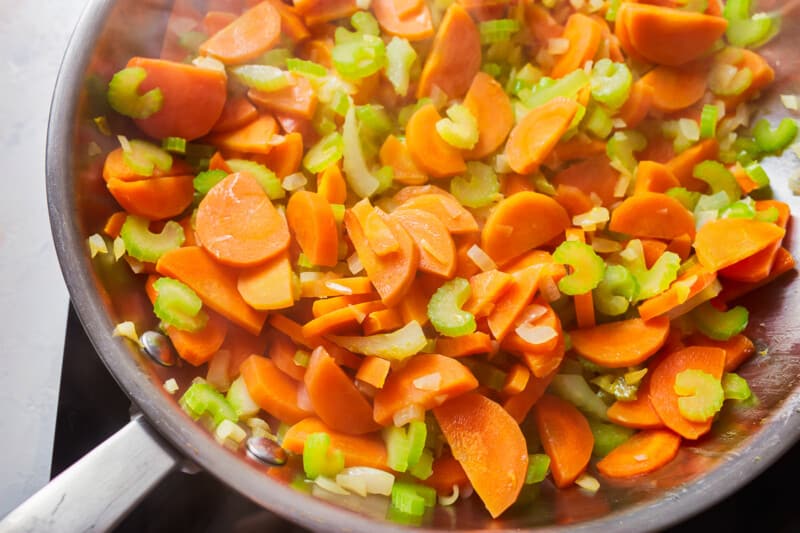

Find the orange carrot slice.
xmin=286 ymin=190 xmax=339 ymax=267
xmin=237 ymin=251 xmax=295 ymax=311
xmin=406 ymin=104 xmax=467 ymax=178
xmin=641 ymin=63 xmax=708 ymax=113
xmin=505 ymin=98 xmax=579 ymax=175
xmin=533 ymin=394 xmax=594 ymax=488
xmin=435 ymin=331 xmax=494 ymax=358
xmin=634 ymin=161 xmax=680 ymax=194
xmin=617 ymin=79 xmax=654 ymax=129
xmin=463 ymin=72 xmax=514 ymax=159
xmin=487 ymin=265 xmax=547 ymax=342
xmin=211 ymin=94 xmax=259 ymax=133
xmin=240 ymin=355 xmax=313 ymax=423
xmin=423 ymin=454 xmax=469 ymax=494
xmin=355 ymin=356 xmax=392 ymax=389
xmin=102 ymin=148 xmax=192 ymax=183
xmin=282 ymin=417 xmax=389 ymax=471
xmin=464 ymin=269 xmax=513 ymax=318
xmin=689 ymin=333 xmax=756 ymax=373
xmin=267 ymin=330 xmax=306 ymax=381
xmin=199 ymin=1 xmax=282 ymax=64
xmin=551 ymin=155 xmax=620 ymax=207
xmin=372 ymin=0 xmax=434 ymax=40
xmin=255 ymin=131 xmax=303 ymax=178
xmin=293 ymin=0 xmax=357 ymax=27
xmin=205 ymin=114 xmax=279 ymax=155
xmin=716 ymin=247 xmax=795 ymax=304
xmin=390 ymin=208 xmax=456 ymax=278
xmin=362 ymin=308 xmax=405 ymax=336
xmin=570 ymin=316 xmax=670 ymax=368
xmin=503 ymin=370 xmax=555 ymax=423
xmin=550 ymin=13 xmax=604 ymax=79
xmin=248 ymin=75 xmax=318 ymax=120
xmin=695 ymin=218 xmax=786 ymax=272
xmin=317 ymin=164 xmax=347 ymax=204
xmin=396 ymin=193 xmax=479 ymax=234
xmin=609 ymin=192 xmax=696 ymax=240
xmin=107 ymin=175 xmax=194 ymax=221
xmin=596 ymin=429 xmax=681 ymax=478
xmin=301 ymin=301 xmax=385 ymax=338
xmin=720 ymin=200 xmax=791 ymax=282
xmin=379 ymin=135 xmax=427 ymax=185
xmin=606 ymin=371 xmax=664 ymax=429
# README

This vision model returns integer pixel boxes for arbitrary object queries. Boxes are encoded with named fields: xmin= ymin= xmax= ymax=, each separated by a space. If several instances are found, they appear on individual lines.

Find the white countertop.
xmin=0 ymin=0 xmax=86 ymax=517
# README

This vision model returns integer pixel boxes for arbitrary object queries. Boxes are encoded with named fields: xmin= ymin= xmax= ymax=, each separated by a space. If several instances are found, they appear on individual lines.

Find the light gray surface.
xmin=0 ymin=0 xmax=84 ymax=517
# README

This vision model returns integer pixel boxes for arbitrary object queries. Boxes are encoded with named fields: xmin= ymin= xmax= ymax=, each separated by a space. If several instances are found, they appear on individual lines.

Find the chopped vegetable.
xmin=674 ymin=369 xmax=725 ymax=422
xmin=179 ymin=381 xmax=237 ymax=425
xmin=428 ymin=278 xmax=476 ymax=337
xmin=107 ymin=67 xmax=163 ymax=119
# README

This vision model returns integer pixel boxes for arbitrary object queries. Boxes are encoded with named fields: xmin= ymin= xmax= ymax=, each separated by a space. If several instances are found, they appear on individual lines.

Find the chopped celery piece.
xmin=330 ymin=204 xmax=346 ymax=223
xmin=754 ymin=205 xmax=779 ymax=222
xmin=753 ymin=117 xmax=798 ymax=153
xmin=153 ymin=277 xmax=208 ymax=332
xmin=194 ymin=169 xmax=228 ymax=195
xmin=435 ymin=104 xmax=479 ymax=150
xmin=385 ymin=37 xmax=417 ymax=97
xmin=328 ymin=320 xmax=427 ymax=361
xmin=482 ymin=62 xmax=503 ymax=78
xmin=303 ymin=432 xmax=345 ymax=479
xmin=385 ymin=422 xmax=427 ymax=472
xmin=333 ymin=34 xmax=386 ymax=79
xmin=722 ymin=198 xmax=757 ymax=219
xmin=553 ymin=241 xmax=606 ymax=295
xmin=294 ymin=350 xmax=311 ymax=367
xmin=303 ymin=131 xmax=344 ymax=174
xmin=724 ymin=0 xmax=780 ymax=48
xmin=450 ymin=162 xmax=501 ymax=208
xmin=407 ymin=421 xmax=428 ymax=468
xmin=518 ymin=70 xmax=590 ymax=112
xmin=342 ymin=105 xmax=380 ymax=197
xmin=231 ymin=65 xmax=291 ymax=92
xmin=525 ymin=454 xmax=551 ymax=484
xmin=409 ymin=449 xmax=434 ymax=480
xmin=588 ymin=418 xmax=634 ymax=457
xmin=690 ymin=301 xmax=749 ymax=340
xmin=709 ymin=63 xmax=752 ymax=96
xmin=700 ymin=105 xmax=718 ymax=139
xmin=463 ymin=359 xmax=506 ymax=391
xmin=584 ymin=105 xmax=613 ymax=139
xmin=286 ymin=58 xmax=327 ymax=78
xmin=722 ymin=372 xmax=752 ymax=400
xmin=179 ymin=381 xmax=238 ymax=425
xmin=607 ymin=130 xmax=646 ymax=175
xmin=674 ymin=369 xmax=724 ymax=422
xmin=591 ymin=373 xmax=639 ymax=401
xmin=427 ymin=278 xmax=476 ymax=337
xmin=479 ymin=18 xmax=520 ymax=44
xmin=356 ymin=104 xmax=394 ymax=138
xmin=590 ymin=59 xmax=632 ymax=109
xmin=550 ymin=374 xmax=610 ymax=421
xmin=593 ymin=264 xmax=639 ymax=316
xmin=692 ymin=160 xmax=740 ymax=203
xmin=107 ymin=66 xmax=164 ymax=119
xmin=122 ymin=139 xmax=173 ymax=177
xmin=606 ymin=0 xmax=622 ymax=21
xmin=619 ymin=240 xmax=681 ymax=301
xmin=744 ymin=162 xmax=770 ymax=188
xmin=330 ymin=89 xmax=350 ymax=116
xmin=119 ymin=215 xmax=184 ymax=263
xmin=351 ymin=10 xmax=380 ymax=35
xmin=226 ymin=375 xmax=260 ymax=419
xmin=162 ymin=136 xmax=187 ymax=154
xmin=226 ymin=159 xmax=284 ymax=200
xmin=391 ymin=482 xmax=435 ymax=516
xmin=694 ymin=191 xmax=731 ymax=219
xmin=258 ymin=47 xmax=291 ymax=67
xmin=374 ymin=165 xmax=394 ymax=194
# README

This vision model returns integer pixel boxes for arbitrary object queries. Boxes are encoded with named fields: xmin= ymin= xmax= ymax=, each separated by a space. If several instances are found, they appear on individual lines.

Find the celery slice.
xmin=588 ymin=418 xmax=634 ymax=457
xmin=722 ymin=372 xmax=752 ymax=400
xmin=107 ymin=67 xmax=164 ymax=119
xmin=286 ymin=58 xmax=327 ymax=78
xmin=435 ymin=104 xmax=479 ymax=150
xmin=226 ymin=159 xmax=284 ymax=200
xmin=193 ymin=169 xmax=228 ymax=195
xmin=333 ymin=34 xmax=386 ymax=79
xmin=342 ymin=105 xmax=381 ymax=198
xmin=450 ymin=162 xmax=501 ymax=208
xmin=179 ymin=381 xmax=238 ymax=425
xmin=119 ymin=215 xmax=184 ymax=263
xmin=303 ymin=432 xmax=345 ymax=479
xmin=607 ymin=130 xmax=647 ymax=175
xmin=427 ymin=278 xmax=476 ymax=337
xmin=391 ymin=482 xmax=435 ymax=516
xmin=699 ymin=104 xmax=719 ymax=139
xmin=590 ymin=59 xmax=632 ymax=110
xmin=553 ymin=241 xmax=606 ymax=295
xmin=690 ymin=301 xmax=749 ymax=340
xmin=385 ymin=37 xmax=417 ymax=97
xmin=619 ymin=240 xmax=681 ymax=301
xmin=351 ymin=10 xmax=380 ymax=35
xmin=525 ymin=454 xmax=551 ymax=484
xmin=593 ymin=264 xmax=639 ymax=316
xmin=153 ymin=277 xmax=208 ymax=332
xmin=328 ymin=321 xmax=427 ymax=361
xmin=674 ymin=369 xmax=724 ymax=422
xmin=303 ymin=131 xmax=344 ymax=174
xmin=692 ymin=160 xmax=740 ymax=203
xmin=550 ymin=374 xmax=610 ymax=421
xmin=122 ymin=139 xmax=173 ymax=177
xmin=753 ymin=117 xmax=798 ymax=153
xmin=226 ymin=376 xmax=260 ymax=419
xmin=231 ymin=65 xmax=291 ymax=92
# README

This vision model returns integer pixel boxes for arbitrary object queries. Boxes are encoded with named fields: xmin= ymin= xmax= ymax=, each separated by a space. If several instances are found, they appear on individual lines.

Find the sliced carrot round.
xmin=596 ymin=429 xmax=682 ymax=478
xmin=609 ymin=192 xmax=696 ymax=240
xmin=286 ymin=190 xmax=339 ymax=267
xmin=240 ymin=355 xmax=314 ymax=424
xmin=504 ymin=97 xmax=579 ymax=175
xmin=463 ymin=72 xmax=514 ymax=160
xmin=640 ymin=63 xmax=708 ymax=113
xmin=570 ymin=316 xmax=671 ymax=368
xmin=406 ymin=103 xmax=467 ymax=178
xmin=533 ymin=394 xmax=594 ymax=488
xmin=396 ymin=193 xmax=479 ymax=234
xmin=195 ymin=172 xmax=290 ymax=267
xmin=372 ymin=0 xmax=434 ymax=41
xmin=390 ymin=208 xmax=456 ymax=278
xmin=199 ymin=1 xmax=282 ymax=65
xmin=694 ymin=218 xmax=786 ymax=272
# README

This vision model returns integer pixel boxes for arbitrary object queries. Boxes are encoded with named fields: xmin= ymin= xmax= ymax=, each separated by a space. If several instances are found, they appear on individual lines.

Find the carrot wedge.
xmin=156 ymin=246 xmax=268 ymax=335
xmin=107 ymin=175 xmax=194 ymax=221
xmin=606 ymin=372 xmax=664 ymax=429
xmin=596 ymin=429 xmax=681 ymax=478
xmin=570 ymin=316 xmax=670 ymax=368
xmin=355 ymin=356 xmax=392 ymax=389
xmin=505 ymin=98 xmax=579 ymax=175
xmin=282 ymin=417 xmax=389 ymax=471
xmin=237 ymin=251 xmax=295 ymax=310
xmin=435 ymin=332 xmax=493 ymax=358
xmin=533 ymin=394 xmax=594 ymax=488
xmin=694 ymin=218 xmax=786 ymax=272
xmin=503 ymin=371 xmax=555 ymax=423
xmin=609 ymin=192 xmax=696 ymax=240
xmin=720 ymin=200 xmax=791 ymax=282
xmin=634 ymin=161 xmax=680 ymax=194
xmin=205 ymin=114 xmax=279 ymax=155
xmin=716 ymin=247 xmax=795 ymax=304
xmin=463 ymin=72 xmax=514 ymax=160
xmin=649 ymin=346 xmax=726 ymax=440
xmin=551 ymin=155 xmax=620 ymax=207
xmin=240 ymin=355 xmax=313 ymax=423
xmin=286 ymin=190 xmax=338 ymax=267
xmin=248 ymin=75 xmax=318 ymax=120
xmin=617 ymin=79 xmax=654 ymax=129
xmin=406 ymin=104 xmax=467 ymax=178
xmin=372 ymin=0 xmax=435 ymax=41
xmin=640 ymin=63 xmax=708 ymax=114
xmin=199 ymin=1 xmax=282 ymax=65
xmin=487 ymin=265 xmax=547 ymax=342
xmin=689 ymin=333 xmax=756 ymax=373
xmin=390 ymin=208 xmax=456 ymax=278
xmin=665 ymin=138 xmax=719 ymax=192
xmin=211 ymin=94 xmax=259 ymax=133
xmin=434 ymin=393 xmax=527 ymax=518
xmin=396 ymin=193 xmax=479 ymax=234
xmin=317 ymin=164 xmax=348 ymax=204
xmin=550 ymin=14 xmax=604 ymax=79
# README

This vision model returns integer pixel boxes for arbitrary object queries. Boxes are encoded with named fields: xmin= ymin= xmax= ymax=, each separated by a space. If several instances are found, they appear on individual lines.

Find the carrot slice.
xmin=126 ymin=57 xmax=228 ymax=140
xmin=237 ymin=251 xmax=295 ymax=310
xmin=617 ymin=78 xmax=654 ymax=129
xmin=481 ymin=191 xmax=570 ymax=266
xmin=637 ymin=267 xmax=718 ymax=321
xmin=423 ymin=454 xmax=469 ymax=494
xmin=102 ymin=148 xmax=192 ymax=183
xmin=268 ymin=330 xmax=306 ymax=381
xmin=695 ymin=218 xmax=786 ymax=272
xmin=264 ymin=0 xmax=310 ymax=43
xmin=720 ymin=48 xmax=775 ymax=110
xmin=464 ymin=269 xmax=513 ymax=318
xmin=355 ymin=356 xmax=392 ymax=389
xmin=103 ymin=211 xmax=127 ymax=238
xmin=390 ymin=208 xmax=456 ymax=278
xmin=550 ymin=14 xmax=604 ymax=79
xmin=379 ymin=135 xmax=427 ymax=186
xmin=304 ymin=346 xmax=379 ymax=435
xmin=416 ymin=3 xmax=481 ymax=99
xmin=648 ymin=345 xmax=726 ymax=439
xmin=501 ymin=297 xmax=562 ymax=357
xmin=434 ymin=393 xmax=527 ymax=518
xmin=435 ymin=331 xmax=493 ymax=358
xmin=208 ymin=151 xmax=232 ymax=173
xmin=248 ymin=75 xmax=318 ymax=120
xmin=286 ymin=190 xmax=338 ymax=267
xmin=689 ymin=333 xmax=756 ymax=373
xmin=293 ymin=0 xmax=358 ymax=27
xmin=344 ymin=201 xmax=419 ymax=307
xmin=205 ymin=114 xmax=279 ymax=155
xmin=300 ymin=276 xmax=377 ymax=298
xmin=502 ymin=370 xmax=554 ymax=423
xmin=301 ymin=301 xmax=385 ymax=338
xmin=362 ymin=308 xmax=405 ymax=336
xmin=211 ymin=94 xmax=259 ymax=133
xmin=199 ymin=1 xmax=282 ymax=64
xmin=551 ymin=155 xmax=620 ymax=208
xmin=553 ymin=185 xmax=595 ymax=218
xmin=373 ymin=353 xmax=478 ymax=425
xmin=487 ymin=265 xmax=547 ymax=342
xmin=524 ymin=3 xmax=563 ymax=45
xmin=396 ymin=193 xmax=479 ymax=234
xmin=596 ymin=429 xmax=681 ymax=478
xmin=463 ymin=72 xmax=514 ymax=159
xmin=406 ymin=104 xmax=467 ymax=178
xmin=397 ymin=273 xmax=441 ymax=325
xmin=372 ymin=0 xmax=434 ymax=41
xmin=720 ymin=200 xmax=791 ymax=282
xmin=240 ymin=355 xmax=313 ymax=423
xmin=311 ymin=294 xmax=378 ymax=318
xmin=156 ymin=246 xmax=268 ymax=335
xmin=618 ymin=3 xmax=727 ymax=66
xmin=282 ymin=417 xmax=389 ymax=471
xmin=255 ymin=132 xmax=303 ymax=178
xmin=519 ymin=332 xmax=566 ymax=379
xmin=606 ymin=372 xmax=664 ymax=429
xmin=195 ymin=172 xmax=290 ymax=267
xmin=716 ymin=247 xmax=795 ymax=304
xmin=107 ymin=175 xmax=194 ymax=221
xmin=609 ymin=192 xmax=695 ymax=240
xmin=570 ymin=316 xmax=670 ymax=368
xmin=634 ymin=161 xmax=680 ymax=194
xmin=317 ymin=164 xmax=347 ymax=204
xmin=533 ymin=394 xmax=594 ymax=488
xmin=505 ymin=98 xmax=579 ymax=175
xmin=641 ymin=63 xmax=708 ymax=113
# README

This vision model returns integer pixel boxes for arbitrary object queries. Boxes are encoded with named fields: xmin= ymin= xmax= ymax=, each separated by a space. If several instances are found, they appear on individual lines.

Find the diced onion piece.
xmin=215 ymin=419 xmax=247 ymax=445
xmin=539 ymin=275 xmax=561 ymax=302
xmin=314 ymin=476 xmax=350 ymax=495
xmin=192 ymin=56 xmax=225 ymax=73
xmin=439 ymin=484 xmax=460 ymax=506
xmin=347 ymin=253 xmax=364 ymax=275
xmin=589 ymin=192 xmax=603 ymax=206
xmin=591 ymin=237 xmax=622 ymax=254
xmin=573 ymin=207 xmax=610 ymax=228
xmin=612 ymin=118 xmax=627 ymax=129
xmin=299 ymin=271 xmax=326 ymax=283
xmin=494 ymin=153 xmax=512 ymax=173
xmin=587 ymin=0 xmax=604 ymax=11
xmin=112 ymin=236 xmax=126 ymax=260
xmin=124 ymin=256 xmax=145 ymax=274
xmin=246 ymin=417 xmax=274 ymax=439
xmin=112 ymin=321 xmax=139 ymax=344
xmin=516 ymin=303 xmax=548 ymax=325
xmin=467 ymin=244 xmax=498 ymax=272
xmin=206 ymin=349 xmax=232 ymax=392
xmin=547 ymin=38 xmax=570 ymax=55
xmin=624 ymin=368 xmax=647 ymax=385
xmin=282 ymin=172 xmax=307 ymax=192
xmin=575 ymin=473 xmax=600 ymax=493
xmin=348 ymin=304 xmax=368 ymax=324
xmin=393 ymin=403 xmax=425 ymax=427
xmin=614 ymin=174 xmax=631 ymax=198
xmin=336 ymin=467 xmax=395 ymax=497
xmin=781 ymin=94 xmax=799 ymax=111
xmin=88 ymin=141 xmax=102 ymax=157
xmin=515 ymin=324 xmax=558 ymax=345
xmin=678 ymin=118 xmax=700 ymax=142
xmin=163 ymin=378 xmax=179 ymax=395
xmin=88 ymin=234 xmax=108 ymax=257
xmin=117 ymin=134 xmax=132 ymax=153
xmin=324 ymin=280 xmax=354 ymax=295
xmin=356 ymin=0 xmax=372 ymax=9
xmin=413 ymin=372 xmax=442 ymax=391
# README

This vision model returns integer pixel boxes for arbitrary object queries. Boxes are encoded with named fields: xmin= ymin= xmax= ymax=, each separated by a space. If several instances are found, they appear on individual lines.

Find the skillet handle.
xmin=0 ymin=416 xmax=180 ymax=532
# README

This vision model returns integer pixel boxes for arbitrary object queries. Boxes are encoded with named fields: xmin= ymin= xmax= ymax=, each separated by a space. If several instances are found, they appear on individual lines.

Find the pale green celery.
xmin=753 ymin=117 xmax=798 ymax=153
xmin=709 ymin=63 xmax=753 ymax=96
xmin=607 ymin=130 xmax=647 ymax=175
xmin=385 ymin=37 xmax=417 ymax=97
xmin=722 ymin=372 xmax=752 ymax=400
xmin=120 ymin=215 xmax=184 ymax=264
xmin=518 ymin=70 xmax=590 ymax=113
xmin=153 ymin=277 xmax=208 ymax=332
xmin=303 ymin=432 xmax=345 ymax=479
xmin=700 ymin=104 xmax=719 ymax=139
xmin=584 ymin=105 xmax=613 ymax=139
xmin=744 ymin=162 xmax=770 ymax=188
xmin=690 ymin=301 xmax=749 ymax=341
xmin=694 ymin=191 xmax=732 ymax=227
xmin=356 ymin=104 xmax=394 ymax=138
xmin=226 ymin=159 xmax=284 ymax=200
xmin=553 ymin=241 xmax=606 ymax=295
xmin=754 ymin=205 xmax=779 ymax=222
xmin=666 ymin=187 xmax=701 ymax=211
xmin=428 ymin=278 xmax=476 ymax=337
xmin=162 ymin=136 xmax=187 ymax=155
xmin=342 ymin=105 xmax=380 ymax=197
xmin=590 ymin=59 xmax=632 ymax=109
xmin=593 ymin=264 xmax=639 ymax=316
xmin=107 ymin=67 xmax=163 ymax=119
xmin=231 ymin=65 xmax=291 ymax=92
xmin=435 ymin=104 xmax=479 ymax=150
xmin=333 ymin=34 xmax=386 ymax=79
xmin=303 ymin=131 xmax=344 ymax=174
xmin=588 ymin=418 xmax=634 ymax=457
xmin=450 ymin=162 xmax=501 ymax=208
xmin=674 ymin=369 xmax=724 ymax=422
xmin=724 ymin=0 xmax=780 ymax=48
xmin=351 ymin=10 xmax=380 ymax=35
xmin=122 ymin=139 xmax=173 ymax=176
xmin=618 ymin=240 xmax=680 ymax=301
xmin=374 ymin=166 xmax=394 ymax=195
xmin=258 ymin=48 xmax=291 ymax=67
xmin=479 ymin=18 xmax=520 ymax=44
xmin=286 ymin=58 xmax=327 ymax=78
xmin=550 ymin=374 xmax=609 ymax=421
xmin=692 ymin=160 xmax=740 ymax=203
xmin=721 ymin=197 xmax=757 ymax=219
xmin=525 ymin=454 xmax=551 ymax=484
xmin=328 ymin=321 xmax=427 ymax=360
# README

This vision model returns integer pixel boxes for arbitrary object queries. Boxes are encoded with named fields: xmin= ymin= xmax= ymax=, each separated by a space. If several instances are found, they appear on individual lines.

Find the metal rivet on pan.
xmin=139 ymin=330 xmax=176 ymax=367
xmin=246 ymin=436 xmax=288 ymax=466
